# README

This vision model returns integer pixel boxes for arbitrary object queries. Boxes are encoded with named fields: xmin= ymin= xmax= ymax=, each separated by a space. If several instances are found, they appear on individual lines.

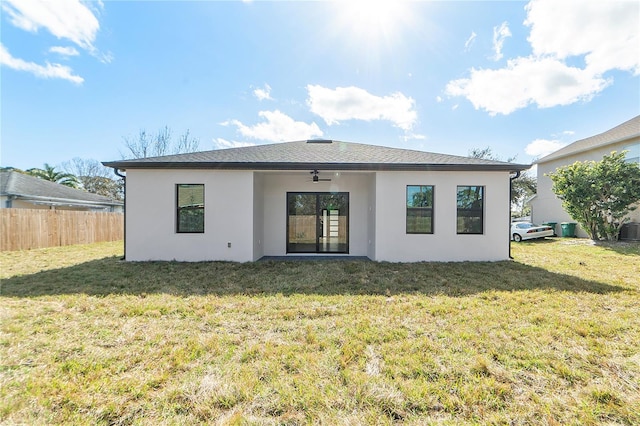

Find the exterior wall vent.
xmin=306 ymin=139 xmax=333 ymax=144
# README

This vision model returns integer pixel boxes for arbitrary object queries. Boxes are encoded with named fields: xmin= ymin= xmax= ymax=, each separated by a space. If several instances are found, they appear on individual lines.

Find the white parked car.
xmin=510 ymin=222 xmax=554 ymax=242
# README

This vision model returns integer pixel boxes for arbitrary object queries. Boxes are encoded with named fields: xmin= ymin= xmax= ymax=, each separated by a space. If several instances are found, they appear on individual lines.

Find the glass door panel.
xmin=318 ymin=194 xmax=348 ymax=253
xmin=287 ymin=193 xmax=317 ymax=253
xmin=287 ymin=192 xmax=349 ymax=254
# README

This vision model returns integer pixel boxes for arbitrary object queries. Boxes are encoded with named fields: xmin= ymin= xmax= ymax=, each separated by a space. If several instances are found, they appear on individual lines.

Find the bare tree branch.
xmin=174 ymin=129 xmax=200 ymax=155
xmin=61 ymin=158 xmax=123 ymax=200
xmin=122 ymin=126 xmax=199 ymax=159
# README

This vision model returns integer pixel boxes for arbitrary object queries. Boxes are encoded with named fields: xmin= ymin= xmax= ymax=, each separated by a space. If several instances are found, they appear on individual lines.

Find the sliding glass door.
xmin=287 ymin=192 xmax=349 ymax=253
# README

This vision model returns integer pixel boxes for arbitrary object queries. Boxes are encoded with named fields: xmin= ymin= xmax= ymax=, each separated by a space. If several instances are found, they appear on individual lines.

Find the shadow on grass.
xmin=0 ymin=255 xmax=630 ymax=298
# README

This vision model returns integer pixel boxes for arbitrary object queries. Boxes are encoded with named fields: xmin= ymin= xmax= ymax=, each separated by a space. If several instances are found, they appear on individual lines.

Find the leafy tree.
xmin=468 ymin=146 xmax=536 ymax=217
xmin=27 ymin=163 xmax=79 ymax=188
xmin=81 ymin=176 xmax=123 ymax=200
xmin=411 ymin=188 xmax=433 ymax=207
xmin=510 ymin=172 xmax=537 ymax=218
xmin=0 ymin=166 xmax=25 ymax=173
xmin=61 ymin=158 xmax=123 ymax=200
xmin=122 ymin=126 xmax=200 ymax=159
xmin=548 ymin=151 xmax=640 ymax=241
xmin=468 ymin=147 xmax=515 ymax=163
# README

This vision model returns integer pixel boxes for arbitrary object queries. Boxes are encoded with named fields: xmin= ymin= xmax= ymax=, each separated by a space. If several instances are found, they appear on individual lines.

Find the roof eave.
xmin=534 ymin=132 xmax=640 ymax=165
xmin=103 ymin=161 xmax=530 ymax=173
xmin=7 ymin=193 xmax=123 ymax=207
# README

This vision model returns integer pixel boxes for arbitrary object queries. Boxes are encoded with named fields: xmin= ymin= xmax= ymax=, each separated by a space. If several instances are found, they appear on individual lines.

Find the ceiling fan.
xmin=310 ymin=169 xmax=331 ymax=183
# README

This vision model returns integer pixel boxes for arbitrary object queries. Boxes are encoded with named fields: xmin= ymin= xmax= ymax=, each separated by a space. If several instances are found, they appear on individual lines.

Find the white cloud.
xmin=49 ymin=46 xmax=80 ymax=57
xmin=1 ymin=0 xmax=110 ymax=82
xmin=253 ymin=84 xmax=273 ymax=101
xmin=525 ymin=138 xmax=567 ymax=158
xmin=223 ymin=110 xmax=323 ymax=142
xmin=402 ymin=133 xmax=426 ymax=142
xmin=446 ymin=0 xmax=639 ymax=115
xmin=445 ymin=56 xmax=610 ymax=115
xmin=491 ymin=22 xmax=511 ymax=61
xmin=436 ymin=96 xmax=443 ymax=103
xmin=1 ymin=0 xmax=100 ymax=51
xmin=464 ymin=31 xmax=477 ymax=51
xmin=306 ymin=85 xmax=417 ymax=131
xmin=213 ymin=138 xmax=256 ymax=149
xmin=0 ymin=43 xmax=83 ymax=84
xmin=525 ymin=0 xmax=639 ymax=75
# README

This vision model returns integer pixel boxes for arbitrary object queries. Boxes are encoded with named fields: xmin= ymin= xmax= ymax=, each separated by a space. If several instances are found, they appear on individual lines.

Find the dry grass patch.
xmin=1 ymin=239 xmax=638 ymax=424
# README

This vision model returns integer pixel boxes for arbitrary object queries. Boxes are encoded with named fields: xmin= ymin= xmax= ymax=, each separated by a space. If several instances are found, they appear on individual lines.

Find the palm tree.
xmin=27 ymin=163 xmax=79 ymax=188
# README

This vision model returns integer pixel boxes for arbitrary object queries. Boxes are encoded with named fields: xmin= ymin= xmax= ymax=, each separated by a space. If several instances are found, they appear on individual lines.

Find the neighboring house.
xmin=103 ymin=140 xmax=529 ymax=262
xmin=530 ymin=115 xmax=640 ymax=238
xmin=0 ymin=171 xmax=123 ymax=212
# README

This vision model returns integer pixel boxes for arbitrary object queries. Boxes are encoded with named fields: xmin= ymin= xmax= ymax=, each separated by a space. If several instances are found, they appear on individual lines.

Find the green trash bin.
xmin=542 ymin=222 xmax=558 ymax=236
xmin=560 ymin=222 xmax=577 ymax=237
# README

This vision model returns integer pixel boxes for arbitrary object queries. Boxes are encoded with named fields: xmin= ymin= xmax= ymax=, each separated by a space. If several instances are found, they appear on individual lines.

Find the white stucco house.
xmin=103 ymin=140 xmax=529 ymax=262
xmin=530 ymin=115 xmax=640 ymax=239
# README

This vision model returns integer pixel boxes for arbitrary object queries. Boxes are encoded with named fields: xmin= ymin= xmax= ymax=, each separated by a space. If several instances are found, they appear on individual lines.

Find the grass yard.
xmin=1 ymin=239 xmax=639 ymax=425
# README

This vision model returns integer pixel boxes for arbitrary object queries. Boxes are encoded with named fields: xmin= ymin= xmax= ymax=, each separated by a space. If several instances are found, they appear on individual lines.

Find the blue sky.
xmin=1 ymin=0 xmax=639 ymax=172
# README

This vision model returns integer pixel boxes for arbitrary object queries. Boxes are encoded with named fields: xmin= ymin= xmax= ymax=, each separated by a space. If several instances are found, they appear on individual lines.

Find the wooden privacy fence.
xmin=1 ymin=209 xmax=124 ymax=251
xmin=288 ymin=215 xmax=347 ymax=244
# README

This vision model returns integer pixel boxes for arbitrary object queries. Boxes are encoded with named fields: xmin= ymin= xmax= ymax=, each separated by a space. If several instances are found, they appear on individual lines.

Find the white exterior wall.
xmin=531 ymin=139 xmax=640 ymax=238
xmin=260 ymin=172 xmax=373 ymax=257
xmin=124 ymin=168 xmax=514 ymax=262
xmin=252 ymin=173 xmax=265 ymax=261
xmin=367 ymin=175 xmax=376 ymax=260
xmin=125 ymin=169 xmax=254 ymax=262
xmin=374 ymin=171 xmax=511 ymax=262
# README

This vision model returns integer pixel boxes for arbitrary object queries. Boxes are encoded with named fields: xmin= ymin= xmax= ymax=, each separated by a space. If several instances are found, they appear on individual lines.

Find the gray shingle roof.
xmin=536 ymin=115 xmax=640 ymax=164
xmin=104 ymin=140 xmax=529 ymax=172
xmin=0 ymin=171 xmax=122 ymax=206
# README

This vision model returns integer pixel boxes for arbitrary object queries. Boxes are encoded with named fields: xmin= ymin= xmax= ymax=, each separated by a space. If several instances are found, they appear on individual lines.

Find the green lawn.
xmin=1 ymin=239 xmax=639 ymax=425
